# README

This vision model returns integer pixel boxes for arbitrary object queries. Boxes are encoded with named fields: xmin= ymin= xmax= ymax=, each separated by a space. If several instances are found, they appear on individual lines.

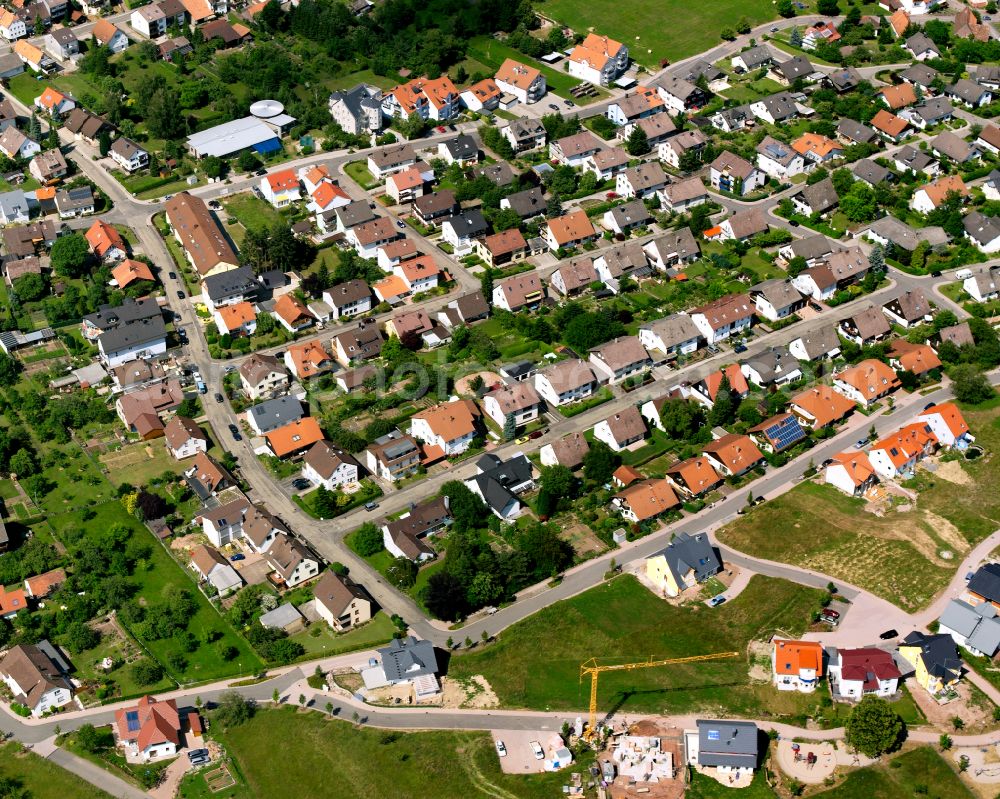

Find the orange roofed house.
xmin=613 ymin=478 xmax=680 ymax=523
xmin=264 ymin=416 xmax=324 ymax=459
xmin=260 ymin=169 xmax=301 ymax=207
xmin=271 ymin=293 xmax=315 ymax=333
xmin=665 ymin=456 xmax=722 ymax=498
xmin=382 ymin=75 xmax=460 ymax=121
xmin=825 ymin=451 xmax=878 ymax=496
xmin=833 ymin=358 xmax=901 ymax=407
xmin=888 ymin=340 xmax=942 ymax=376
xmin=911 ymin=174 xmax=968 ymax=214
xmin=917 ymin=402 xmax=973 ymax=448
xmin=460 ymin=78 xmax=502 ymax=112
xmin=691 ymin=363 xmax=750 ymax=408
xmin=544 ymin=209 xmax=597 ymax=252
xmin=409 ymin=398 xmax=481 ymax=457
xmin=567 ymin=32 xmax=629 ymax=87
xmin=878 ymin=82 xmax=917 ymax=110
xmin=114 ymin=696 xmax=182 ymax=762
xmin=165 ymin=192 xmax=240 ymax=279
xmin=701 ymin=433 xmax=764 ymax=477
xmin=792 ymin=132 xmax=844 ymax=168
xmin=86 ymin=219 xmax=127 ymax=261
xmin=790 ymin=385 xmax=857 ymax=429
xmin=112 ymin=259 xmax=156 ymax=290
xmin=869 ymin=421 xmax=938 ymax=479
xmin=773 ymin=639 xmax=824 ymax=693
xmin=283 ymin=340 xmax=334 ymax=380
xmin=494 ymin=58 xmax=547 ymax=105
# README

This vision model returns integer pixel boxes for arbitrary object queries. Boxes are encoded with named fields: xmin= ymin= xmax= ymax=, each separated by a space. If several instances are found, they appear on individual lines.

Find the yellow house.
xmin=645 ymin=532 xmax=721 ymax=598
xmin=899 ymin=632 xmax=962 ymax=696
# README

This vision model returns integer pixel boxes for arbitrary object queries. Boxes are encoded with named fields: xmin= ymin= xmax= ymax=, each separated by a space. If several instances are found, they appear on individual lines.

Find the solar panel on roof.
xmin=766 ymin=418 xmax=805 ymax=451
xmin=126 ymin=710 xmax=141 ymax=732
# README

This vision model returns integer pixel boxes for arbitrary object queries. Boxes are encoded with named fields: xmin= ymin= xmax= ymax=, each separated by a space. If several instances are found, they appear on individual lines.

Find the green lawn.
xmin=0 ymin=743 xmax=113 ymax=799
xmin=815 ymin=746 xmax=972 ymax=799
xmin=687 ymin=767 xmax=778 ymax=798
xmin=222 ymin=195 xmax=283 ymax=234
xmin=716 ymin=481 xmax=956 ymax=612
xmin=538 ymin=0 xmax=808 ymax=66
xmin=47 ymin=500 xmax=262 ymax=686
xmin=720 ymin=78 xmax=787 ymax=103
xmin=324 ymin=68 xmax=398 ymax=92
xmin=448 ymin=575 xmax=829 ymax=719
xmin=178 ymin=706 xmax=593 ymax=799
xmin=288 ymin=612 xmax=396 ymax=657
xmin=901 ymin=403 xmax=1000 ymax=545
xmin=344 ymin=160 xmax=379 ymax=190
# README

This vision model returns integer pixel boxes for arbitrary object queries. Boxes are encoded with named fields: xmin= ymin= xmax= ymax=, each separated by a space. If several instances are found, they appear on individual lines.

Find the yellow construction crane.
xmin=579 ymin=652 xmax=740 ymax=739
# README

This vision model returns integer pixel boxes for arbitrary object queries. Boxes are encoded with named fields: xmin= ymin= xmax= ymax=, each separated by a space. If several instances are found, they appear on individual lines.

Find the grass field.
xmin=448 ymin=575 xmax=828 ymax=719
xmin=178 ymin=706 xmax=593 ymax=799
xmin=687 ymin=767 xmax=777 ymax=798
xmin=288 ymin=612 xmax=396 ymax=657
xmin=99 ymin=441 xmax=185 ymax=487
xmin=344 ymin=160 xmax=379 ymax=190
xmin=814 ymin=746 xmax=972 ymax=799
xmin=45 ymin=499 xmax=261 ymax=687
xmin=716 ymin=481 xmax=957 ymax=612
xmin=0 ymin=743 xmax=113 ymax=799
xmin=536 ymin=0 xmax=807 ymax=65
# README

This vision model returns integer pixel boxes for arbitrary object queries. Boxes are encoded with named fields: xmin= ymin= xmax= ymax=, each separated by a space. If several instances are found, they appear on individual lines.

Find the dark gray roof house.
xmin=792 ymin=177 xmax=839 ymax=216
xmin=84 ymin=297 xmax=161 ymax=333
xmin=444 ymin=209 xmax=488 ymax=239
xmin=836 ymin=118 xmax=877 ymax=145
xmin=905 ymin=32 xmax=940 ymax=58
xmin=441 ymin=134 xmax=478 ymax=162
xmin=247 ymin=396 xmax=304 ymax=434
xmin=851 ymin=158 xmax=892 ymax=187
xmin=378 ymin=636 xmax=438 ymax=683
xmin=964 ymin=210 xmax=1000 ymax=249
xmin=827 ymin=67 xmax=861 ymax=93
xmin=606 ymin=199 xmax=653 ymax=232
xmin=772 ymin=56 xmax=817 ymax=83
xmin=900 ymin=63 xmax=938 ymax=89
xmin=502 ymin=186 xmax=546 ymax=219
xmin=98 ymin=316 xmax=167 ymax=357
xmin=733 ymin=44 xmax=773 ymax=71
xmin=413 ymin=190 xmax=458 ymax=222
xmin=334 ymin=200 xmax=377 ymax=230
xmin=467 ymin=453 xmax=534 ymax=518
xmin=654 ymin=532 xmax=721 ymax=588
xmin=902 ymin=97 xmax=953 ymax=127
xmin=203 ymin=266 xmax=257 ymax=305
xmin=473 ymin=162 xmax=516 ymax=187
xmin=695 ymin=720 xmax=760 ymax=770
xmin=900 ymin=631 xmax=962 ymax=685
xmin=969 ymin=563 xmax=1000 ymax=603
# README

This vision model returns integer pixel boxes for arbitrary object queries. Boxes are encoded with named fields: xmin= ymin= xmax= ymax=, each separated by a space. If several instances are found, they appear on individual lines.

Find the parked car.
xmin=515 ymin=435 xmax=530 ymax=444
xmin=214 ymin=393 xmax=224 ymax=403
xmin=821 ymin=608 xmax=840 ymax=620
xmin=228 ymin=423 xmax=241 ymax=440
xmin=230 ymin=553 xmax=245 ymax=562
xmin=176 ymin=290 xmax=185 ymax=299
xmin=548 ymin=103 xmax=559 ymax=111
xmin=879 ymin=629 xmax=898 ymax=640
xmin=495 ymin=740 xmax=507 ymax=757
xmin=733 ymin=343 xmax=747 ymax=354
xmin=292 ymin=478 xmax=311 ymax=490
xmin=530 ymin=741 xmax=544 ymax=760
xmin=708 ymin=594 xmax=726 ymax=607
xmin=187 ymin=749 xmax=209 ymax=761
xmin=168 ymin=271 xmax=176 ymax=279
xmin=364 ymin=501 xmax=379 ymax=511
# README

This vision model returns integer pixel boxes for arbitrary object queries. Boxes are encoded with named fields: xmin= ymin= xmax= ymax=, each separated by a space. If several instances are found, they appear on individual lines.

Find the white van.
xmin=956 ymin=269 xmax=973 ymax=280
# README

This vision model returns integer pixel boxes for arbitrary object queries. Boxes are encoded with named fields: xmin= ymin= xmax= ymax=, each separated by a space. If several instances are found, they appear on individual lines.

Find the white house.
xmin=916 ymin=402 xmax=973 ymax=449
xmin=260 ymin=169 xmax=302 ymax=208
xmin=534 ymin=359 xmax=598 ymax=407
xmin=301 ymin=440 xmax=360 ymax=491
xmin=592 ymin=406 xmax=646 ymax=452
xmin=567 ymin=33 xmax=628 ymax=86
xmin=409 ymin=399 xmax=480 ymax=457
xmin=482 ymin=382 xmax=542 ymax=429
xmin=772 ymin=639 xmax=823 ymax=693
xmin=495 ymin=58 xmax=547 ymax=104
xmin=824 ymin=451 xmax=878 ymax=497
xmin=689 ymin=294 xmax=754 ymax=345
xmin=828 ymin=648 xmax=900 ymax=700
xmin=0 ymin=643 xmax=74 ymax=717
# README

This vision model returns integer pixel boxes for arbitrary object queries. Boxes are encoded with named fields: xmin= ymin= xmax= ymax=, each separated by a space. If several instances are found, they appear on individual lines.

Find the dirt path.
xmin=459 ymin=735 xmax=521 ymax=799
